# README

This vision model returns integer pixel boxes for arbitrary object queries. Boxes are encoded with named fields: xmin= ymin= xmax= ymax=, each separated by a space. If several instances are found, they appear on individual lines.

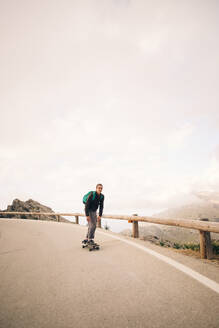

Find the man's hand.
xmin=97 ymin=216 xmax=101 ymax=221
xmin=87 ymin=216 xmax=90 ymax=222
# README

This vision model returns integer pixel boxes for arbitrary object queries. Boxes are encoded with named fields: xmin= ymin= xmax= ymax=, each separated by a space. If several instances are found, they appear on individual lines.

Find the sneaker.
xmin=82 ymin=239 xmax=88 ymax=244
xmin=88 ymin=239 xmax=95 ymax=245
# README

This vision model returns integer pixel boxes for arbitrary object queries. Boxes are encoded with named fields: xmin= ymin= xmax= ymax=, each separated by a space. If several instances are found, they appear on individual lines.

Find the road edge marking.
xmin=98 ymin=230 xmax=219 ymax=295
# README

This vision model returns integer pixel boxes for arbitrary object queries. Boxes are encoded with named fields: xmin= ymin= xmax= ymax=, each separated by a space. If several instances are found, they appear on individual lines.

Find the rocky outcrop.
xmin=0 ymin=198 xmax=69 ymax=223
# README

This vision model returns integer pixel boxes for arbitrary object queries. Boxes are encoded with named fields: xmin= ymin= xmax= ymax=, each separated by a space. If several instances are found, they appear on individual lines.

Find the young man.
xmin=83 ymin=184 xmax=104 ymax=245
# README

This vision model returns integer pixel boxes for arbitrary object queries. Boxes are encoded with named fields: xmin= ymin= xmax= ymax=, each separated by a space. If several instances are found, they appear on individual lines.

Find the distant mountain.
xmin=193 ymin=191 xmax=219 ymax=205
xmin=153 ymin=200 xmax=219 ymax=221
xmin=0 ymin=198 xmax=70 ymax=223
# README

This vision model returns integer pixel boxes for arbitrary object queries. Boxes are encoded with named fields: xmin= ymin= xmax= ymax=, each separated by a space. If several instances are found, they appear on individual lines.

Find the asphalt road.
xmin=0 ymin=219 xmax=219 ymax=328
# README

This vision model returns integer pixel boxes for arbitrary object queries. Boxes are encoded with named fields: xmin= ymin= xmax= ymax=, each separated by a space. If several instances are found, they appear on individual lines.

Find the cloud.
xmin=194 ymin=191 xmax=219 ymax=204
xmin=166 ymin=122 xmax=195 ymax=149
xmin=190 ymin=145 xmax=219 ymax=193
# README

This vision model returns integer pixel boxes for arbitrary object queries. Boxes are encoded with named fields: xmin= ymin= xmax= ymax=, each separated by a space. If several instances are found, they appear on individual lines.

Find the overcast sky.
xmin=1 ymin=0 xmax=219 ymax=216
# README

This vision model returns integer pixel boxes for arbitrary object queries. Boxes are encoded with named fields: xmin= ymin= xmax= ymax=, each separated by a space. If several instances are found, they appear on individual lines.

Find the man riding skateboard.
xmin=82 ymin=184 xmax=104 ymax=246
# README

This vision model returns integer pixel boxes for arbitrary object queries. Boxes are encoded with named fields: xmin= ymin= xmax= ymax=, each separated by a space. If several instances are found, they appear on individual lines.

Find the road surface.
xmin=0 ymin=219 xmax=219 ymax=328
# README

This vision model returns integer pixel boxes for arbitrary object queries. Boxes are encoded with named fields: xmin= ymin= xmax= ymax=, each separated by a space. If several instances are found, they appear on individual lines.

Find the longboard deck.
xmin=82 ymin=243 xmax=100 ymax=251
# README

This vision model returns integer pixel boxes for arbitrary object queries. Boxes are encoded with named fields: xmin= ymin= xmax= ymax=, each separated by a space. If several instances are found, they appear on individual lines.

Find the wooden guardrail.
xmin=1 ymin=211 xmax=219 ymax=259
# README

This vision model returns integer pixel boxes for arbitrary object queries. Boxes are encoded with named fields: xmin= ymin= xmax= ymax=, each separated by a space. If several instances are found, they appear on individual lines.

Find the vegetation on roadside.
xmin=159 ymin=239 xmax=219 ymax=254
xmin=104 ymin=222 xmax=110 ymax=230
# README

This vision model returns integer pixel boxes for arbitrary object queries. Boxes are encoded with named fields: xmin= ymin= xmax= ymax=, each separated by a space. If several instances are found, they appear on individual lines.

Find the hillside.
xmin=154 ymin=200 xmax=219 ymax=221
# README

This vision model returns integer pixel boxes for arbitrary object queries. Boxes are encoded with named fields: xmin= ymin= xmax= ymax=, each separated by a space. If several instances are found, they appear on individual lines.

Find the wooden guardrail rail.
xmin=1 ymin=211 xmax=219 ymax=259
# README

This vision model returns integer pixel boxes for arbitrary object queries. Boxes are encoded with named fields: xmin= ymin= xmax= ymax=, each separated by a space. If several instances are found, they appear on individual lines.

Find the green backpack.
xmin=83 ymin=191 xmax=104 ymax=204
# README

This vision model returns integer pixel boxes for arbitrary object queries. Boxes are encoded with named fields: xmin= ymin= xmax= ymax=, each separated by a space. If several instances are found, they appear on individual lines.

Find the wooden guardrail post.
xmin=56 ymin=215 xmax=60 ymax=222
xmin=199 ymin=230 xmax=207 ymax=259
xmin=132 ymin=221 xmax=139 ymax=238
xmin=199 ymin=218 xmax=213 ymax=259
xmin=132 ymin=214 xmax=139 ymax=238
xmin=75 ymin=215 xmax=79 ymax=224
xmin=128 ymin=215 xmax=139 ymax=238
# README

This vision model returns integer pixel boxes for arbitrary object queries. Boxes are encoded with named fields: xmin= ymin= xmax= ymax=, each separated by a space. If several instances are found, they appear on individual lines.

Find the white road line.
xmin=98 ymin=230 xmax=219 ymax=295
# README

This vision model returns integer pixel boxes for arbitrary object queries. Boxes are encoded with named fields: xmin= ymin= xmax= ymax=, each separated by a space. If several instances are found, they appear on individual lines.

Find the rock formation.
xmin=0 ymin=198 xmax=69 ymax=223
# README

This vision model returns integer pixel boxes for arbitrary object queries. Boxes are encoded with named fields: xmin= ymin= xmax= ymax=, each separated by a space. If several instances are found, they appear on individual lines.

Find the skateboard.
xmin=82 ymin=241 xmax=100 ymax=251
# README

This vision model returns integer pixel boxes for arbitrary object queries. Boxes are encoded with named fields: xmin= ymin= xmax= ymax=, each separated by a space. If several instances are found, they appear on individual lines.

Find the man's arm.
xmin=98 ymin=195 xmax=104 ymax=217
xmin=85 ymin=192 xmax=93 ymax=217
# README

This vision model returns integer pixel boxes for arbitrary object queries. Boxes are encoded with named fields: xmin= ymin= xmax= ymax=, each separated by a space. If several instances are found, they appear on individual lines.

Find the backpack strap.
xmin=91 ymin=191 xmax=103 ymax=201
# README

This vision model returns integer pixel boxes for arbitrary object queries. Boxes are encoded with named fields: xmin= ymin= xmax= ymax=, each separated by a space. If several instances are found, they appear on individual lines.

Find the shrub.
xmin=173 ymin=242 xmax=181 ymax=249
xmin=212 ymin=241 xmax=219 ymax=254
xmin=104 ymin=222 xmax=110 ymax=230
